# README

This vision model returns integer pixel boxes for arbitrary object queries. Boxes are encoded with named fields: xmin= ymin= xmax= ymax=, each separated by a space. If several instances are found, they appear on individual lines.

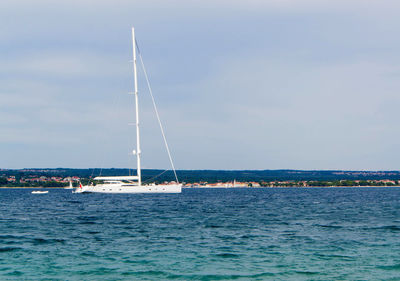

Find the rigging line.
xmin=135 ymin=40 xmax=179 ymax=184
xmin=143 ymin=169 xmax=170 ymax=184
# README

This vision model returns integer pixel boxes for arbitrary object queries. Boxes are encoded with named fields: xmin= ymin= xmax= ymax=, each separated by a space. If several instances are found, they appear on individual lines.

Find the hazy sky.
xmin=1 ymin=0 xmax=400 ymax=170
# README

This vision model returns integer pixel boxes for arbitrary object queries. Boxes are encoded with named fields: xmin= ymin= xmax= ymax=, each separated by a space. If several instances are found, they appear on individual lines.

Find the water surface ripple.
xmin=1 ymin=187 xmax=400 ymax=280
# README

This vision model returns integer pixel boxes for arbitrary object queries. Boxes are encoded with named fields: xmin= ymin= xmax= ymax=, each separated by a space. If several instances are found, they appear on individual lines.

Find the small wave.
xmin=0 ymin=247 xmax=21 ymax=252
xmin=215 ymin=253 xmax=240 ymax=258
xmin=125 ymin=271 xmax=275 ymax=279
xmin=80 ymin=251 xmax=96 ymax=257
xmin=216 ymin=235 xmax=235 ymax=240
xmin=76 ymin=215 xmax=98 ymax=224
xmin=294 ymin=271 xmax=320 ymax=275
xmin=77 ymin=216 xmax=98 ymax=220
xmin=362 ymin=225 xmax=400 ymax=231
xmin=315 ymin=253 xmax=355 ymax=261
xmin=205 ymin=225 xmax=222 ymax=228
xmin=378 ymin=225 xmax=400 ymax=231
xmin=377 ymin=264 xmax=400 ymax=270
xmin=5 ymin=270 xmax=23 ymax=276
xmin=32 ymin=238 xmax=65 ymax=245
xmin=78 ymin=221 xmax=97 ymax=225
xmin=182 ymin=272 xmax=276 ymax=279
xmin=240 ymin=234 xmax=256 ymax=239
xmin=314 ymin=224 xmax=342 ymax=229
xmin=0 ymin=235 xmax=20 ymax=240
xmin=128 ymin=270 xmax=166 ymax=277
xmin=86 ymin=231 xmax=101 ymax=234
xmin=164 ymin=236 xmax=182 ymax=241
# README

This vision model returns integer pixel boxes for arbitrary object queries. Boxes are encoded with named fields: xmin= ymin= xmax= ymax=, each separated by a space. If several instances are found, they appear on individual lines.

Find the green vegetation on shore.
xmin=259 ymin=179 xmax=398 ymax=187
xmin=1 ymin=169 xmax=400 ymax=188
xmin=0 ymin=177 xmax=67 ymax=188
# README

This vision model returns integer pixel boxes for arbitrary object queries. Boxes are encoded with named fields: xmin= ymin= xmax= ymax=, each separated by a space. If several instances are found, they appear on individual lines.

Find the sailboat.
xmin=64 ymin=178 xmax=73 ymax=189
xmin=74 ymin=28 xmax=182 ymax=194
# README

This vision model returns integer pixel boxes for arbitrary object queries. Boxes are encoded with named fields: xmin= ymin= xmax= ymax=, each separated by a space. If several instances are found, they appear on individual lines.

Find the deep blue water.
xmin=1 ymin=187 xmax=400 ymax=280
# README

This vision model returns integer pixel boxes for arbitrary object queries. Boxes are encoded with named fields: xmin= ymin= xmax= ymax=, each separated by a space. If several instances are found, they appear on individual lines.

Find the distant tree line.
xmin=1 ymin=180 xmax=66 ymax=188
xmin=1 ymin=169 xmax=400 ymax=187
xmin=260 ymin=180 xmax=398 ymax=187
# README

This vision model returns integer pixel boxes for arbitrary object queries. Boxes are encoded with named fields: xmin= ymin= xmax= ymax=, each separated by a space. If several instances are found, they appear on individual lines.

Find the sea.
xmin=1 ymin=187 xmax=400 ymax=280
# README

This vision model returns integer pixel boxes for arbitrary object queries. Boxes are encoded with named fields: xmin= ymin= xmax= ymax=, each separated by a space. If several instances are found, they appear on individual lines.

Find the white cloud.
xmin=1 ymin=0 xmax=400 ymax=169
xmin=0 ymin=52 xmax=127 ymax=78
xmin=161 ymin=50 xmax=400 ymax=169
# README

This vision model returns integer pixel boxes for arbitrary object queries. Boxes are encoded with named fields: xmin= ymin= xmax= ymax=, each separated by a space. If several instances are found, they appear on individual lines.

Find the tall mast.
xmin=132 ymin=27 xmax=141 ymax=186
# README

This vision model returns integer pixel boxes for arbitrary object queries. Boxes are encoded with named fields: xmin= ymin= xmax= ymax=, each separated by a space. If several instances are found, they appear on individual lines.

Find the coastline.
xmin=2 ymin=185 xmax=399 ymax=189
xmin=183 ymin=185 xmax=400 ymax=189
xmin=0 ymin=186 xmax=66 ymax=189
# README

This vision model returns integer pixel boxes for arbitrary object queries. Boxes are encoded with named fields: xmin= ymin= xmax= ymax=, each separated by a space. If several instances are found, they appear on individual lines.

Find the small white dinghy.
xmin=31 ymin=191 xmax=49 ymax=194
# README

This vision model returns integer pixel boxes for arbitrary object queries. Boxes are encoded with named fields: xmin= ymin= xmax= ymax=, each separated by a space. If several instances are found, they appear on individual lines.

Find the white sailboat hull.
xmin=73 ymin=29 xmax=182 ymax=195
xmin=74 ymin=184 xmax=182 ymax=194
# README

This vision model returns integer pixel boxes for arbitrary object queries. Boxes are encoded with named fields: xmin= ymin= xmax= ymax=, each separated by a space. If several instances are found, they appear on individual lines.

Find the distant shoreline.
xmin=0 ymin=186 xmax=65 ymax=189
xmin=2 ymin=186 xmax=400 ymax=189
xmin=185 ymin=186 xmax=400 ymax=188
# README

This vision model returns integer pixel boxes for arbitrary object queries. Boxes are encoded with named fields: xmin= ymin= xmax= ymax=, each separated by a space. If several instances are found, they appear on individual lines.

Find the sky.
xmin=1 ymin=0 xmax=400 ymax=170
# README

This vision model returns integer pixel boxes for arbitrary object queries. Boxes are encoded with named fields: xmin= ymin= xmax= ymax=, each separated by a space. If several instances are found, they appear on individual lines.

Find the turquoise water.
xmin=1 ymin=187 xmax=400 ymax=280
